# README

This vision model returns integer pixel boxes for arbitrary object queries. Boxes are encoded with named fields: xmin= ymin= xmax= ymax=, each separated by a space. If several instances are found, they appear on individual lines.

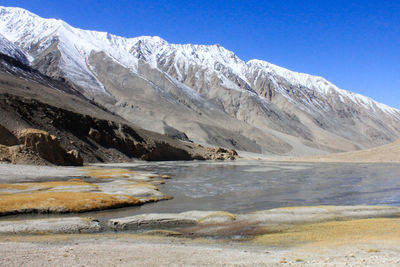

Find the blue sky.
xmin=1 ymin=0 xmax=399 ymax=108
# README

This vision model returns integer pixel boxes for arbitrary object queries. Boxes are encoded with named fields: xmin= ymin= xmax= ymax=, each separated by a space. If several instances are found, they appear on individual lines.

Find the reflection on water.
xmin=92 ymin=160 xmax=400 ymax=219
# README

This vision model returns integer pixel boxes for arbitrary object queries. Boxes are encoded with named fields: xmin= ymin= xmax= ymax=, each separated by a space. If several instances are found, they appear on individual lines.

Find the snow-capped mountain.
xmin=0 ymin=32 xmax=28 ymax=64
xmin=1 ymin=6 xmax=399 ymax=155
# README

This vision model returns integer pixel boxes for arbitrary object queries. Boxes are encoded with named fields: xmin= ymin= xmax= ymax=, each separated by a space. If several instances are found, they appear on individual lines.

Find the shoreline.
xmin=238 ymin=151 xmax=400 ymax=164
xmin=1 ymin=162 xmax=400 ymax=265
xmin=1 ymin=205 xmax=399 ymax=238
xmin=237 ymin=138 xmax=400 ymax=164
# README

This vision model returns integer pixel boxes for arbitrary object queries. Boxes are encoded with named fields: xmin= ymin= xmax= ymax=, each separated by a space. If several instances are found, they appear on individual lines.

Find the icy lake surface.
xmin=92 ymin=160 xmax=400 ymax=219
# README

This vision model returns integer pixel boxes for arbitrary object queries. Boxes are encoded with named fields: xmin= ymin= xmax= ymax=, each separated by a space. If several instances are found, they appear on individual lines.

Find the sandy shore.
xmin=1 ymin=234 xmax=400 ymax=266
xmin=238 ymin=138 xmax=400 ymax=164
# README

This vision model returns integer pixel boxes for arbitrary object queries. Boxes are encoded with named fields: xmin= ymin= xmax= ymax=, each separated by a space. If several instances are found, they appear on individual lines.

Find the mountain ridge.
xmin=1 ymin=5 xmax=399 ymax=155
xmin=0 ymin=44 xmax=239 ymax=165
xmin=1 ymin=5 xmax=397 ymax=115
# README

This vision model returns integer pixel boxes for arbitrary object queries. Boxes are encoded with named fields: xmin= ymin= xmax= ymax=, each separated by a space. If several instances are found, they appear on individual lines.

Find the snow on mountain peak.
xmin=0 ymin=33 xmax=29 ymax=64
xmin=0 ymin=5 xmax=398 ymax=116
xmin=246 ymin=59 xmax=399 ymax=115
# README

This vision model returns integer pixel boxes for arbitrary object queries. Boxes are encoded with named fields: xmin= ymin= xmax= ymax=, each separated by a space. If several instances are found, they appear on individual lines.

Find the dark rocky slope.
xmin=0 ymin=53 xmax=237 ymax=165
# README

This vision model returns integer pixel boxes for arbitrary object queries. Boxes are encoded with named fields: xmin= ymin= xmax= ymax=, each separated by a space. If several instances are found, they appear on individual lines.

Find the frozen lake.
xmin=90 ymin=160 xmax=400 ymax=219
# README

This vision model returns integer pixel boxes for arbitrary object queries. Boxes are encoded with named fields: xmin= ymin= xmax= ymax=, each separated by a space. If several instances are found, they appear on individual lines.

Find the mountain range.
xmin=1 ymin=6 xmax=399 ymax=156
xmin=0 ymin=21 xmax=236 ymax=165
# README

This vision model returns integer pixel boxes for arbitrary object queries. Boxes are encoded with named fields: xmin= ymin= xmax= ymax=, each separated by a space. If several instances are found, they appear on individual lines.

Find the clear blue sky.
xmin=1 ymin=0 xmax=399 ymax=108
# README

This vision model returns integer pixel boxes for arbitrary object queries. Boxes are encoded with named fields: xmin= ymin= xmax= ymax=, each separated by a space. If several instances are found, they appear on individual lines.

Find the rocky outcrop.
xmin=205 ymin=147 xmax=238 ymax=160
xmin=191 ymin=146 xmax=238 ymax=160
xmin=16 ymin=129 xmax=83 ymax=166
xmin=0 ymin=144 xmax=48 ymax=165
xmin=0 ymin=126 xmax=83 ymax=166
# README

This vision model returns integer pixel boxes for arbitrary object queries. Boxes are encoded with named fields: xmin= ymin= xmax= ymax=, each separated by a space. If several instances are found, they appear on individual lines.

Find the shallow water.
xmin=88 ymin=160 xmax=400 ymax=220
xmin=3 ymin=160 xmax=400 ymax=222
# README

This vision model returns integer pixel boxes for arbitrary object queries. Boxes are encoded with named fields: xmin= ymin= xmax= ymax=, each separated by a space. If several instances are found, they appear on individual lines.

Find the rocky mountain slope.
xmin=0 ymin=32 xmax=28 ymax=64
xmin=1 ymin=6 xmax=399 ymax=155
xmin=0 ymin=33 xmax=237 ymax=165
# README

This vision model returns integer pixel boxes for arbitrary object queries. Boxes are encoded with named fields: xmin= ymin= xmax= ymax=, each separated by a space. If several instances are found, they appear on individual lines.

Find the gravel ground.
xmin=1 ymin=235 xmax=400 ymax=266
